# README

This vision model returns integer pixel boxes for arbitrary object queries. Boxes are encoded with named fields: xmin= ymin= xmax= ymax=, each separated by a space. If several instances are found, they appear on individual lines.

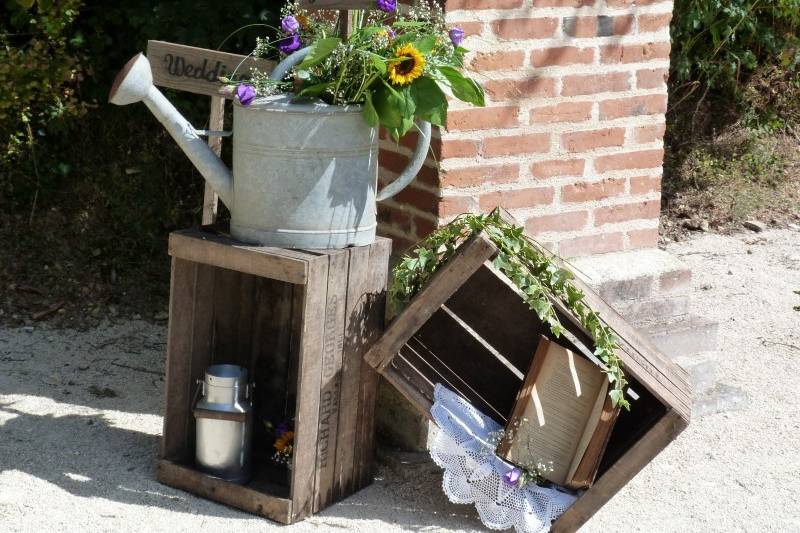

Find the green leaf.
xmin=609 ymin=389 xmax=624 ymax=407
xmin=297 ymin=82 xmax=334 ymax=97
xmin=410 ymin=77 xmax=447 ymax=126
xmin=362 ymin=90 xmax=379 ymax=127
xmin=298 ymin=37 xmax=341 ymax=70
xmin=368 ymin=53 xmax=387 ymax=75
xmin=414 ymin=36 xmax=437 ymax=54
xmin=437 ymin=66 xmax=485 ymax=107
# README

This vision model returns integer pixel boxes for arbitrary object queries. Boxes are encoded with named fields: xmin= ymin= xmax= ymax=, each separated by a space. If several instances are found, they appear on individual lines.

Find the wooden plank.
xmin=160 ymin=258 xmax=197 ymax=462
xmin=551 ymin=410 xmax=687 ymax=532
xmin=202 ymin=96 xmax=224 ymax=224
xmin=289 ymin=257 xmax=329 ymax=522
xmin=445 ymin=264 xmax=584 ymax=375
xmin=364 ymin=233 xmax=498 ymax=372
xmin=354 ymin=238 xmax=392 ymax=488
xmin=156 ymin=460 xmax=293 ymax=524
xmin=313 ymin=249 xmax=348 ymax=512
xmin=383 ymin=360 xmax=434 ymax=421
xmin=300 ymin=0 xmax=375 ymax=9
xmin=333 ymin=245 xmax=371 ymax=499
xmin=168 ymin=229 xmax=311 ymax=285
xmin=146 ymin=40 xmax=275 ymax=98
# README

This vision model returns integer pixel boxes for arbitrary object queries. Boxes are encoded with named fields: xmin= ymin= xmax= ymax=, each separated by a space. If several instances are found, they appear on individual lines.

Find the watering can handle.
xmin=271 ymin=48 xmax=432 ymax=202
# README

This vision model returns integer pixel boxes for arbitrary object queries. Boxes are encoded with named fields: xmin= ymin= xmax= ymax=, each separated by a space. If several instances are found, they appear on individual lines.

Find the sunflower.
xmin=388 ymin=44 xmax=426 ymax=86
xmin=274 ymin=431 xmax=294 ymax=452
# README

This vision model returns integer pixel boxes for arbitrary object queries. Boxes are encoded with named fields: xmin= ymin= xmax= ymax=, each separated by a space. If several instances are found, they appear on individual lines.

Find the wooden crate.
xmin=157 ymin=226 xmax=391 ymax=523
xmin=364 ymin=228 xmax=691 ymax=532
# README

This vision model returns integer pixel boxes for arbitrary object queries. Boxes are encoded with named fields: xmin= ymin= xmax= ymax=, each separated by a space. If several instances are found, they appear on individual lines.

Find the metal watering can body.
xmin=109 ymin=50 xmax=431 ymax=249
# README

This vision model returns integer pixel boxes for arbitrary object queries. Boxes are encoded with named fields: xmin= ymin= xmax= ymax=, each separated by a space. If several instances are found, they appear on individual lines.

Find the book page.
xmin=566 ymin=378 xmax=609 ymax=482
xmin=503 ymin=343 xmax=607 ymax=485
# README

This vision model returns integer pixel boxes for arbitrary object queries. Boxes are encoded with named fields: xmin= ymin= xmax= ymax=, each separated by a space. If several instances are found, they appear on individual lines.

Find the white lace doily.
xmin=428 ymin=384 xmax=577 ymax=533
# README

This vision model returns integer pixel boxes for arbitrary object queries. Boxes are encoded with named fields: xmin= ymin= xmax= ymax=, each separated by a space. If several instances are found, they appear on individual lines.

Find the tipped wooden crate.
xmin=157 ymin=226 xmax=391 ymax=523
xmin=364 ymin=225 xmax=691 ymax=531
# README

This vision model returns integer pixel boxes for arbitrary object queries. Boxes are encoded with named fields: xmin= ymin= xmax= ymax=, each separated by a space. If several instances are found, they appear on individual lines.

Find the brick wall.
xmin=377 ymin=0 xmax=672 ymax=256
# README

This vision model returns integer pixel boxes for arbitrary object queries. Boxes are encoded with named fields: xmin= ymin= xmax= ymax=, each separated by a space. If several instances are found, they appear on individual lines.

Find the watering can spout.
xmin=109 ymin=53 xmax=234 ymax=207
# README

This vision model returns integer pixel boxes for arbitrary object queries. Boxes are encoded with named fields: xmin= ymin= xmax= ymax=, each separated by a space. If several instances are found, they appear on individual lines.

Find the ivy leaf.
xmin=609 ymin=389 xmax=624 ymax=407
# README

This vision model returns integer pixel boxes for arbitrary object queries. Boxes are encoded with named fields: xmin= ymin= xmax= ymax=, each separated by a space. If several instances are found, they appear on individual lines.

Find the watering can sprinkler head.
xmin=107 ymin=53 xmax=235 ymax=207
xmin=109 ymin=53 xmax=153 ymax=106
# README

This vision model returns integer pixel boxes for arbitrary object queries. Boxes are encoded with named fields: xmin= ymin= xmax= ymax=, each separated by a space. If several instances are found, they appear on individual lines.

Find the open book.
xmin=495 ymin=336 xmax=619 ymax=489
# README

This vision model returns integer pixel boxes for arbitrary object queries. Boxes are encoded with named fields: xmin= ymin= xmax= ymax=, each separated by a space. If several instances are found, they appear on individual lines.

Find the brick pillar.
xmin=378 ymin=0 xmax=672 ymax=257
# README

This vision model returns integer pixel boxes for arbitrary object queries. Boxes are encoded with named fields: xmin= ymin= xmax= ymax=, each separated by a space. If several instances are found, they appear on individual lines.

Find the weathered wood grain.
xmin=300 ymin=0 xmax=375 ymax=9
xmin=202 ymin=96 xmax=225 ymax=224
xmin=147 ymin=40 xmax=274 ymax=98
xmin=364 ymin=233 xmax=498 ymax=372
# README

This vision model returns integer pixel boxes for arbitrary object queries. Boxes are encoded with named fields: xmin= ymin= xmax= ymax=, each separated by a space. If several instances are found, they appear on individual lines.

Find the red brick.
xmin=531 ymin=47 xmax=594 ymax=67
xmin=634 ymin=123 xmax=666 ymax=143
xmin=562 ymin=16 xmax=597 ymax=37
xmin=441 ymin=164 xmax=520 ymax=188
xmin=471 ymin=50 xmax=526 ymax=71
xmin=630 ymin=174 xmax=662 ymax=194
xmin=479 ymin=187 xmax=554 ymax=210
xmin=526 ymin=210 xmax=588 ymax=233
xmin=562 ymin=178 xmax=626 ymax=203
xmin=601 ymin=42 xmax=671 ymax=64
xmin=612 ymin=15 xmax=635 ymax=35
xmin=594 ymin=148 xmax=664 ymax=173
xmin=391 ymin=186 xmax=440 ymax=213
xmin=533 ymin=0 xmax=594 ymax=6
xmin=606 ymin=0 xmax=669 ymax=6
xmin=446 ymin=106 xmax=519 ymax=131
xmin=599 ymin=94 xmax=668 ymax=120
xmin=379 ymin=149 xmax=439 ymax=187
xmin=531 ymin=158 xmax=585 ymax=178
xmin=561 ymin=128 xmax=625 ymax=152
xmin=433 ymin=138 xmax=481 ymax=159
xmin=561 ymin=72 xmax=630 ymax=96
xmin=414 ymin=216 xmax=438 ymax=237
xmin=559 ymin=232 xmax=625 ymax=257
xmin=458 ymin=21 xmax=485 ymax=37
xmin=491 ymin=18 xmax=558 ymax=40
xmin=486 ymin=77 xmax=557 ymax=100
xmin=530 ymin=102 xmax=593 ymax=124
xmin=483 ymin=133 xmax=551 ymax=157
xmin=637 ymin=68 xmax=669 ymax=89
xmin=377 ymin=204 xmax=412 ymax=228
xmin=594 ymin=199 xmax=661 ymax=225
xmin=440 ymin=195 xmax=476 ymax=217
xmin=638 ymin=13 xmax=673 ymax=32
xmin=447 ymin=0 xmax=522 ymax=9
xmin=628 ymin=228 xmax=660 ymax=249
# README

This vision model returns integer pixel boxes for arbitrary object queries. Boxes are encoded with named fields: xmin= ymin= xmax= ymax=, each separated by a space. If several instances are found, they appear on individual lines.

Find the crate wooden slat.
xmin=159 ymin=226 xmax=391 ymax=523
xmin=363 ymin=217 xmax=691 ymax=531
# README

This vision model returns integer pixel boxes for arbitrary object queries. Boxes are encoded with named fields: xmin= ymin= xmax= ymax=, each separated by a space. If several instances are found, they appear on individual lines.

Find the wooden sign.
xmin=300 ymin=0 xmax=376 ymax=9
xmin=146 ymin=40 xmax=275 ymax=98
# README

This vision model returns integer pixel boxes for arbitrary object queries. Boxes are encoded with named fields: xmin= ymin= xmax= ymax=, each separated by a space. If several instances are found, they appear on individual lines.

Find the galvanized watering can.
xmin=194 ymin=364 xmax=253 ymax=484
xmin=109 ymin=49 xmax=431 ymax=249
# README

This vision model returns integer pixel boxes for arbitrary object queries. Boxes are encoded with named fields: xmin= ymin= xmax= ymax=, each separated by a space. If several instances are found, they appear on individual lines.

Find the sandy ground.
xmin=1 ymin=228 xmax=798 ymax=532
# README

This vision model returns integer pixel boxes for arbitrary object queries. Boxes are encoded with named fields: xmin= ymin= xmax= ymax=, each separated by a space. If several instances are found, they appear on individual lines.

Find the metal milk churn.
xmin=194 ymin=364 xmax=253 ymax=484
xmin=108 ymin=48 xmax=431 ymax=249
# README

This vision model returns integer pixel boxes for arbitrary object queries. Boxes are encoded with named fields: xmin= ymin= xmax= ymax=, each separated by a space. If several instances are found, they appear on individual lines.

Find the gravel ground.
xmin=1 ymin=228 xmax=798 ymax=532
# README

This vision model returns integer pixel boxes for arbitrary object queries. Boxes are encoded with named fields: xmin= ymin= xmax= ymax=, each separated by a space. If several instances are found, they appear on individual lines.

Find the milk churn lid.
xmin=205 ymin=364 xmax=247 ymax=388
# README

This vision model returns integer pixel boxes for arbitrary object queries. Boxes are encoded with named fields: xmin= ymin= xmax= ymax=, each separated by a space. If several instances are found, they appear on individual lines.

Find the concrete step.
xmin=674 ymin=351 xmax=718 ymax=396
xmin=642 ymin=314 xmax=719 ymax=358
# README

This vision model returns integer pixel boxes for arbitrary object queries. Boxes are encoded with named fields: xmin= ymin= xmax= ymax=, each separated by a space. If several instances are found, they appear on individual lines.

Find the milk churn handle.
xmin=271 ymin=47 xmax=432 ymax=201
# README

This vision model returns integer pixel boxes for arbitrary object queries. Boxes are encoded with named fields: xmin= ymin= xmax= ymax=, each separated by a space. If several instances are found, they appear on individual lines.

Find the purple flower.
xmin=281 ymin=15 xmax=300 ymax=34
xmin=277 ymin=33 xmax=302 ymax=54
xmin=236 ymin=84 xmax=256 ymax=106
xmin=387 ymin=27 xmax=396 ymax=39
xmin=449 ymin=27 xmax=465 ymax=46
xmin=376 ymin=0 xmax=396 ymax=12
xmin=503 ymin=467 xmax=522 ymax=487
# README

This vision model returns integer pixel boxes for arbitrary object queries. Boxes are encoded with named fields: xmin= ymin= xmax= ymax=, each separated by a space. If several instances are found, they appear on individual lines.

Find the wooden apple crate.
xmin=157 ymin=225 xmax=391 ymax=523
xmin=364 ymin=222 xmax=692 ymax=531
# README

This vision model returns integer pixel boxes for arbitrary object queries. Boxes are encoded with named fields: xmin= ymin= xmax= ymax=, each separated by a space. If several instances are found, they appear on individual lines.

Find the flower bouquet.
xmin=230 ymin=0 xmax=485 ymax=139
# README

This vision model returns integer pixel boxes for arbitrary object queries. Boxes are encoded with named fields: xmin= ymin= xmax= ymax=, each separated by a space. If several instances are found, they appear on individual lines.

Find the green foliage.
xmin=390 ymin=210 xmax=629 ymax=410
xmin=671 ymin=0 xmax=800 ymax=96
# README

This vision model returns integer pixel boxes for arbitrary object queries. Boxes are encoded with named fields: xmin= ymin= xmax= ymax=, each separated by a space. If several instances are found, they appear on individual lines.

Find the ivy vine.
xmin=390 ymin=210 xmax=629 ymax=410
